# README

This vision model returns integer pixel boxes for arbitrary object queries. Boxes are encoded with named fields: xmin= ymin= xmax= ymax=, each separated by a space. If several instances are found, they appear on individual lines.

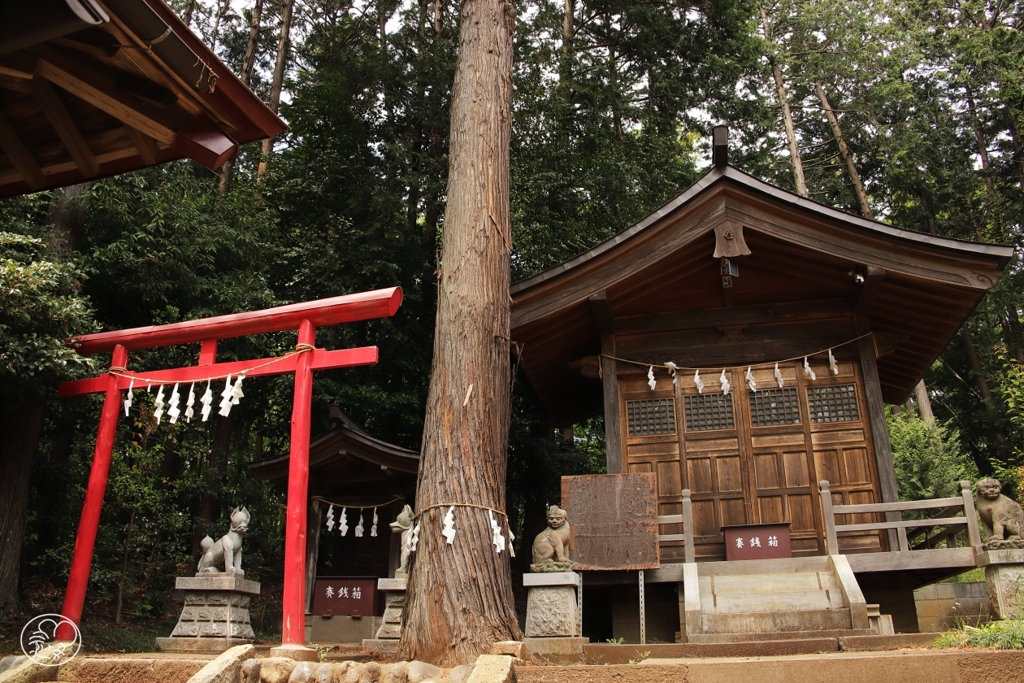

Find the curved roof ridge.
xmin=510 ymin=165 xmax=1013 ymax=295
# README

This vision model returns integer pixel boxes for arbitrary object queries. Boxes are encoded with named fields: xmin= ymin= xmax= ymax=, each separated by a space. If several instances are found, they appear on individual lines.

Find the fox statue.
xmin=197 ymin=507 xmax=250 ymax=576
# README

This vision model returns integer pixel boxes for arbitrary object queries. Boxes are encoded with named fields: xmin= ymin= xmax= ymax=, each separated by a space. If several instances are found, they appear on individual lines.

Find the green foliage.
xmin=0 ymin=223 xmax=96 ymax=396
xmin=935 ymin=619 xmax=1024 ymax=649
xmin=888 ymin=409 xmax=977 ymax=501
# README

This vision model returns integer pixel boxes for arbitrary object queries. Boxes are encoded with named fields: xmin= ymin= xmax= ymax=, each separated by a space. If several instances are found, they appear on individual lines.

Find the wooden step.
xmin=699 ymin=608 xmax=854 ymax=635
xmin=700 ymin=571 xmax=839 ymax=596
xmin=707 ymin=588 xmax=847 ymax=614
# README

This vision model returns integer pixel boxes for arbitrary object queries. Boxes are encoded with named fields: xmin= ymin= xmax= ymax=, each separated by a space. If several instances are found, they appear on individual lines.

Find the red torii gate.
xmin=55 ymin=287 xmax=402 ymax=646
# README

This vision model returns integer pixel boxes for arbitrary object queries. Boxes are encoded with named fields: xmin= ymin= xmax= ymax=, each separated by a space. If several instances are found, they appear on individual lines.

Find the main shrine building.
xmin=508 ymin=130 xmax=1013 ymax=641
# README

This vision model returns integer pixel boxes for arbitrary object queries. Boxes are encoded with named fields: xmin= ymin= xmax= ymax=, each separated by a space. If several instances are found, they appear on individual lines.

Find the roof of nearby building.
xmin=249 ymin=406 xmax=419 ymax=504
xmin=510 ymin=164 xmax=1014 ymax=425
xmin=0 ymin=0 xmax=287 ymax=196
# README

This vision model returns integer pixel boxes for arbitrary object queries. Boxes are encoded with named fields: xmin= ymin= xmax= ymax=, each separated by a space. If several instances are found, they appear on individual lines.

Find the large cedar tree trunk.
xmin=0 ymin=392 xmax=46 ymax=618
xmin=397 ymin=0 xmax=520 ymax=665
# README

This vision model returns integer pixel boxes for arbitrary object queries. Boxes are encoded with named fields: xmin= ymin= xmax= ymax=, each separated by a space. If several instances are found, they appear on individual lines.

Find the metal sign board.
xmin=561 ymin=473 xmax=660 ymax=571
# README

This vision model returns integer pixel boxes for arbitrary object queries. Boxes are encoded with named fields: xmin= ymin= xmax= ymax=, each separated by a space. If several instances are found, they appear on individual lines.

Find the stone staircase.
xmin=681 ymin=555 xmax=890 ymax=643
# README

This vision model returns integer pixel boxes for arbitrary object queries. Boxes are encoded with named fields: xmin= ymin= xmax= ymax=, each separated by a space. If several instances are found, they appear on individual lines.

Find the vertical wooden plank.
xmin=897 ymin=526 xmax=910 ymax=552
xmin=601 ymin=335 xmax=623 ymax=474
xmin=674 ymin=379 xmax=689 ymax=491
xmin=682 ymin=488 xmax=695 ymax=563
xmin=794 ymin=360 xmax=826 ymax=554
xmin=961 ymin=480 xmax=982 ymax=548
xmin=733 ymin=370 xmax=759 ymax=524
xmin=305 ymin=498 xmax=322 ymax=612
xmin=819 ymin=480 xmax=838 ymax=554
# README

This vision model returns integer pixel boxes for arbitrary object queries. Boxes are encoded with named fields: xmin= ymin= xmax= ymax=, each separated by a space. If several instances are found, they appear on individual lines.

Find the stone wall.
xmin=913 ymin=582 xmax=991 ymax=633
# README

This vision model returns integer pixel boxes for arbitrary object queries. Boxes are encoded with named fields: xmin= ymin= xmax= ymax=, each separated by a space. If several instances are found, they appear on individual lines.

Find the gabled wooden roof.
xmin=249 ymin=406 xmax=419 ymax=503
xmin=0 ymin=0 xmax=287 ymax=197
xmin=510 ymin=165 xmax=1014 ymax=425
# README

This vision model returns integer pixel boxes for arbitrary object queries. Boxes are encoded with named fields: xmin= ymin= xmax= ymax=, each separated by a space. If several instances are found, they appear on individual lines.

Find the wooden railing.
xmin=657 ymin=488 xmax=695 ymax=563
xmin=819 ymin=480 xmax=982 ymax=554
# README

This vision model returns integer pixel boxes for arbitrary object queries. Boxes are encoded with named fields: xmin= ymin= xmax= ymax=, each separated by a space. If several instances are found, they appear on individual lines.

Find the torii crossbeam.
xmin=56 ymin=287 xmax=403 ymax=645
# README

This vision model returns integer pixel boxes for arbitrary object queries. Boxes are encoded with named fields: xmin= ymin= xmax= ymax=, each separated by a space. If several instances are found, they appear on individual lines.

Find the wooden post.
xmin=819 ymin=480 xmax=838 ymax=555
xmin=601 ymin=336 xmax=622 ymax=474
xmin=682 ymin=489 xmax=695 ymax=564
xmin=305 ymin=498 xmax=322 ymax=613
xmin=961 ymin=480 xmax=982 ymax=548
xmin=858 ymin=333 xmax=901 ymax=550
xmin=282 ymin=320 xmax=315 ymax=645
xmin=60 ymin=344 xmax=128 ymax=636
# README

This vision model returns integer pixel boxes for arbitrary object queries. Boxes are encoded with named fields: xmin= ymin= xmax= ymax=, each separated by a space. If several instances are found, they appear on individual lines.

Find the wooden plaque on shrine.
xmin=561 ymin=473 xmax=660 ymax=571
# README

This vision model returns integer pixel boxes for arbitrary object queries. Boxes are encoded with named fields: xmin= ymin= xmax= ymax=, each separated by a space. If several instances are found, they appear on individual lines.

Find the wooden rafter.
xmin=33 ymin=46 xmax=179 ymax=145
xmin=126 ymin=127 xmax=160 ymax=165
xmin=0 ymin=108 xmax=45 ymax=190
xmin=32 ymin=77 xmax=100 ymax=178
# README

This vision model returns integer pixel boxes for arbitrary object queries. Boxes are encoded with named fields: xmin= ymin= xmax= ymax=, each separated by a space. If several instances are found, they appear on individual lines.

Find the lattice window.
xmin=683 ymin=393 xmax=735 ymax=431
xmin=627 ymin=399 xmax=676 ymax=436
xmin=808 ymin=384 xmax=860 ymax=423
xmin=749 ymin=388 xmax=801 ymax=426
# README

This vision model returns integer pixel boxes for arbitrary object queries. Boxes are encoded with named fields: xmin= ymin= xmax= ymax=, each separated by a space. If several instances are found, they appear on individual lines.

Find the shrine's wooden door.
xmin=620 ymin=357 xmax=882 ymax=561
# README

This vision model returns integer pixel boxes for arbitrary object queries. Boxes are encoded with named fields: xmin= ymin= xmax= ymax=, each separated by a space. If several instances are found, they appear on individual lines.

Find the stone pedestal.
xmin=978 ymin=549 xmax=1024 ymax=619
xmin=362 ymin=577 xmax=406 ymax=655
xmin=156 ymin=574 xmax=259 ymax=653
xmin=525 ymin=572 xmax=580 ymax=637
xmin=524 ymin=572 xmax=587 ymax=659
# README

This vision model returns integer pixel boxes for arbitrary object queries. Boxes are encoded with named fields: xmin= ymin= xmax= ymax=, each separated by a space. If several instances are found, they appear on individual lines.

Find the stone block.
xmin=489 ymin=641 xmax=527 ymax=659
xmin=157 ymin=637 xmax=254 ymax=653
xmin=523 ymin=637 xmax=588 ymax=658
xmin=986 ymin=563 xmax=1024 ymax=619
xmin=522 ymin=572 xmax=580 ymax=588
xmin=184 ymin=644 xmax=254 ymax=683
xmin=525 ymin=585 xmax=578 ymax=638
xmin=268 ymin=647 xmax=319 ymax=662
xmin=406 ymin=661 xmax=441 ymax=683
xmin=176 ymin=575 xmax=261 ymax=594
xmin=377 ymin=578 xmax=408 ymax=591
xmin=361 ymin=640 xmax=400 ymax=655
xmin=466 ymin=656 xmax=514 ymax=683
xmin=259 ymin=657 xmax=298 ymax=683
xmin=375 ymin=623 xmax=402 ymax=639
xmin=382 ymin=607 xmax=404 ymax=624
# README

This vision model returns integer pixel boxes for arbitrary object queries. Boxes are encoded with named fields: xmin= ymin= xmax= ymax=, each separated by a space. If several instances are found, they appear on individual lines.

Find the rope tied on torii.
xmin=54 ymin=288 xmax=403 ymax=647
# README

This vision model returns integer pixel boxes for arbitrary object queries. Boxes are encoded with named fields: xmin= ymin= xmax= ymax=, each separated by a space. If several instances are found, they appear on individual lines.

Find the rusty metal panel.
xmin=562 ymin=473 xmax=660 ymax=571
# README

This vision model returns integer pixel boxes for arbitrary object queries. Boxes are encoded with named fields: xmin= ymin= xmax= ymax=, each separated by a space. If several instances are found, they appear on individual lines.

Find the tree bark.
xmin=914 ymin=379 xmax=936 ymax=428
xmin=759 ymin=4 xmax=807 ymax=198
xmin=257 ymin=0 xmax=294 ymax=179
xmin=220 ymin=0 xmax=265 ymax=194
xmin=815 ymin=82 xmax=872 ymax=219
xmin=0 ymin=392 xmax=46 ymax=619
xmin=398 ymin=0 xmax=520 ymax=665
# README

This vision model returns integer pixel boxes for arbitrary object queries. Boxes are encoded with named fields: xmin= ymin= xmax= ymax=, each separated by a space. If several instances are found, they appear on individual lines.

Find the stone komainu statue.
xmin=197 ymin=506 xmax=250 ymax=575
xmin=530 ymin=505 xmax=571 ymax=572
xmin=975 ymin=478 xmax=1024 ymax=549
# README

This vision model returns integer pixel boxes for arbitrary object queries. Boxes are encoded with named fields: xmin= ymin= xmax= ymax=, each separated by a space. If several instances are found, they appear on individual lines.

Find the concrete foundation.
xmin=913 ymin=581 xmax=991 ymax=632
xmin=306 ymin=615 xmax=382 ymax=643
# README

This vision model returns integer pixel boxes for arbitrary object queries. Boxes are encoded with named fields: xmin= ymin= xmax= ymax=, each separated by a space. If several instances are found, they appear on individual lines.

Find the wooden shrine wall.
xmin=620 ymin=358 xmax=883 ymax=562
